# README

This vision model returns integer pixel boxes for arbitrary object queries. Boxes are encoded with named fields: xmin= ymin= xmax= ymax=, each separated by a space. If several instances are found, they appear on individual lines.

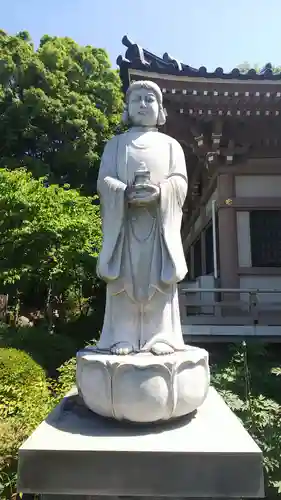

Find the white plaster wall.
xmin=236 ymin=211 xmax=251 ymax=267
xmin=240 ymin=276 xmax=281 ymax=304
xmin=235 ymin=175 xmax=281 ymax=197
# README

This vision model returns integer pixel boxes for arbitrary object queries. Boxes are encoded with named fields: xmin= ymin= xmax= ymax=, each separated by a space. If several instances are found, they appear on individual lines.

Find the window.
xmin=250 ymin=210 xmax=281 ymax=267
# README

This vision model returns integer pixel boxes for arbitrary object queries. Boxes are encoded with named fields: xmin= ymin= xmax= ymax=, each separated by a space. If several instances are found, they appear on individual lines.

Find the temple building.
xmin=117 ymin=36 xmax=281 ymax=340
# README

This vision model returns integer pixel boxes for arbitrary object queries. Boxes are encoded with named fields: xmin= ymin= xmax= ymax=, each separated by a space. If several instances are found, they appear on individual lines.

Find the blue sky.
xmin=1 ymin=0 xmax=280 ymax=71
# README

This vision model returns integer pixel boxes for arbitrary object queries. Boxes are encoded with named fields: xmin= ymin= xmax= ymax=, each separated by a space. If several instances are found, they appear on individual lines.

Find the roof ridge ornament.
xmin=122 ymin=35 xmax=150 ymax=67
xmin=259 ymin=62 xmax=273 ymax=76
xmin=163 ymin=52 xmax=182 ymax=72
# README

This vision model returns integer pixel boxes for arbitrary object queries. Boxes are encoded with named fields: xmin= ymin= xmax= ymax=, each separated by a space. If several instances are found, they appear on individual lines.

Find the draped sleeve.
xmin=97 ymin=136 xmax=127 ymax=281
xmin=159 ymin=138 xmax=188 ymax=284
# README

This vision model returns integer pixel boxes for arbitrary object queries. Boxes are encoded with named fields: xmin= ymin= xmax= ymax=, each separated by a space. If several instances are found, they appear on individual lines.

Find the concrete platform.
xmin=17 ymin=387 xmax=264 ymax=498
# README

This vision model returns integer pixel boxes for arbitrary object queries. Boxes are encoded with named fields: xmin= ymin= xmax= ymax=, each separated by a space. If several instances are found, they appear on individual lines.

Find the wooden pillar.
xmin=217 ymin=174 xmax=239 ymax=289
xmin=190 ymin=245 xmax=195 ymax=280
xmin=200 ymin=206 xmax=206 ymax=276
xmin=201 ymin=229 xmax=207 ymax=276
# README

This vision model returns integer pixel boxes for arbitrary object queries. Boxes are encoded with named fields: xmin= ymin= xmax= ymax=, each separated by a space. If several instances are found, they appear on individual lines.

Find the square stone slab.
xmin=17 ymin=387 xmax=264 ymax=498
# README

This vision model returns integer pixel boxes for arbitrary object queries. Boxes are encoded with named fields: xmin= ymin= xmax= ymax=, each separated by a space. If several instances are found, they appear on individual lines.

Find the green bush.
xmin=51 ymin=340 xmax=97 ymax=403
xmin=0 ymin=347 xmax=53 ymax=498
xmin=0 ymin=347 xmax=51 ymax=421
xmin=0 ymin=417 xmax=28 ymax=499
xmin=51 ymin=356 xmax=77 ymax=404
xmin=0 ymin=324 xmax=77 ymax=376
xmin=211 ymin=342 xmax=281 ymax=497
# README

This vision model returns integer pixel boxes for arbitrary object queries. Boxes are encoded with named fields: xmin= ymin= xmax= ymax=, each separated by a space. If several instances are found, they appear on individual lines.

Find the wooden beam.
xmin=211 ymin=119 xmax=223 ymax=150
xmin=182 ymin=173 xmax=218 ymax=237
xmin=218 ymin=157 xmax=281 ymax=175
xmin=218 ymin=197 xmax=281 ymax=209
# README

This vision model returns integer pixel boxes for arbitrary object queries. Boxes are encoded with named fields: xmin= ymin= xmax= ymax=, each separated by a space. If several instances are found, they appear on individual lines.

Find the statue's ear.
xmin=157 ymin=106 xmax=167 ymax=126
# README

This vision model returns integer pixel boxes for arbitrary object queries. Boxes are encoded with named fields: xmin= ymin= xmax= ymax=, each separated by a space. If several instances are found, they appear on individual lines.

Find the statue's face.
xmin=128 ymin=88 xmax=159 ymax=127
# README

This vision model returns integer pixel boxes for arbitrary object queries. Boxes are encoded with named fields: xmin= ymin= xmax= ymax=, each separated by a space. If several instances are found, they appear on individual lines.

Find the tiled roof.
xmin=117 ymin=36 xmax=281 ymax=87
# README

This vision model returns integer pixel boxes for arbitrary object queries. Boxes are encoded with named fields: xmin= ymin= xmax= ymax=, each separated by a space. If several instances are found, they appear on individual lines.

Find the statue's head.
xmin=123 ymin=80 xmax=166 ymax=127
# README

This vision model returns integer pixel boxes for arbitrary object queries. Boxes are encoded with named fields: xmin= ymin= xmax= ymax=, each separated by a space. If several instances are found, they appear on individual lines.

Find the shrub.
xmin=211 ymin=342 xmax=281 ymax=497
xmin=51 ymin=340 xmax=96 ymax=403
xmin=51 ymin=356 xmax=77 ymax=404
xmin=0 ymin=348 xmax=52 ymax=498
xmin=0 ymin=347 xmax=51 ymax=421
xmin=0 ymin=418 xmax=27 ymax=499
xmin=0 ymin=324 xmax=77 ymax=376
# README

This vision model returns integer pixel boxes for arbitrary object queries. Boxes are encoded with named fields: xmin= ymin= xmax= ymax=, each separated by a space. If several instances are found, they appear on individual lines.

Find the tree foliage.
xmin=0 ymin=31 xmax=123 ymax=193
xmin=237 ymin=61 xmax=281 ymax=74
xmin=0 ymin=168 xmax=101 ymax=314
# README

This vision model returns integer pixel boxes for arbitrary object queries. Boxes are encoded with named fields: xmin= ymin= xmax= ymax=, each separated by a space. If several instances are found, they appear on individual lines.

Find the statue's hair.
xmin=122 ymin=80 xmax=167 ymax=126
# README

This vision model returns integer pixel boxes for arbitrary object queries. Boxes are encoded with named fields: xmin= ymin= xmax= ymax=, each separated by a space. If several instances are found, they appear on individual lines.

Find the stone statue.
xmin=76 ymin=81 xmax=210 ymax=424
xmin=96 ymin=80 xmax=187 ymax=356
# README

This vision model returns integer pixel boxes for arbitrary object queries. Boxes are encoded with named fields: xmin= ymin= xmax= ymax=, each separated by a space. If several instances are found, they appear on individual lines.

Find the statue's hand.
xmin=126 ymin=183 xmax=160 ymax=206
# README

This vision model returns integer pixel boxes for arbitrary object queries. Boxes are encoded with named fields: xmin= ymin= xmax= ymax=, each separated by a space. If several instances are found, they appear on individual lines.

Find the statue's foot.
xmin=110 ymin=341 xmax=134 ymax=355
xmin=150 ymin=342 xmax=175 ymax=355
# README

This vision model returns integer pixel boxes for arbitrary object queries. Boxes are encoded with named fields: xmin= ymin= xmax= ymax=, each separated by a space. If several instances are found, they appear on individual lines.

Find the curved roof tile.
xmin=117 ymin=36 xmax=281 ymax=81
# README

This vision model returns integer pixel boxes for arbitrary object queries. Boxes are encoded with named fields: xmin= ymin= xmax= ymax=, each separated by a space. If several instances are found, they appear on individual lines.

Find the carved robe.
xmin=97 ymin=128 xmax=188 ymax=350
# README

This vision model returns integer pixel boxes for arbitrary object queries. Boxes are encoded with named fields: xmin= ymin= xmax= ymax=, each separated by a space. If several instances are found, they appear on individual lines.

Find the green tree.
xmin=0 ymin=168 xmax=102 ymax=320
xmin=237 ymin=61 xmax=281 ymax=74
xmin=0 ymin=31 xmax=123 ymax=194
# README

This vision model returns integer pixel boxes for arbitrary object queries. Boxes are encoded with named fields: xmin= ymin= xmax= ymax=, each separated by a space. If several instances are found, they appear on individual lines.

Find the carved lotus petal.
xmin=76 ymin=348 xmax=210 ymax=423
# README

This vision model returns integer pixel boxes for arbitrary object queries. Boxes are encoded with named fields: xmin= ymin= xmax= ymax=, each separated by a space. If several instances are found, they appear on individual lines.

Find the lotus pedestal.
xmin=76 ymin=346 xmax=210 ymax=423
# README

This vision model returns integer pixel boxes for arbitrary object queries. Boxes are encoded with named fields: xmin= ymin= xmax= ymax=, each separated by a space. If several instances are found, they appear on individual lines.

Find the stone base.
xmin=76 ymin=346 xmax=209 ymax=423
xmin=17 ymin=388 xmax=264 ymax=498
